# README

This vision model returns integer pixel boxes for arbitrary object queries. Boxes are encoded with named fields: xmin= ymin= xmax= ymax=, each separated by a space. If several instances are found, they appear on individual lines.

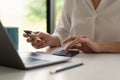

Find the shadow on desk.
xmin=0 ymin=66 xmax=25 ymax=80
xmin=0 ymin=66 xmax=54 ymax=80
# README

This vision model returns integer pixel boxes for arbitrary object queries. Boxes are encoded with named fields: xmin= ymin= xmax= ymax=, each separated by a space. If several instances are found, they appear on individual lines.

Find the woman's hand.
xmin=63 ymin=36 xmax=100 ymax=53
xmin=23 ymin=32 xmax=60 ymax=49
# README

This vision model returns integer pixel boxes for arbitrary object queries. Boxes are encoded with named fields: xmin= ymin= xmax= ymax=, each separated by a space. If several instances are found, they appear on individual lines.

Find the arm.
xmin=63 ymin=36 xmax=120 ymax=53
xmin=99 ymin=42 xmax=120 ymax=53
xmin=52 ymin=0 xmax=72 ymax=45
xmin=49 ymin=35 xmax=61 ymax=47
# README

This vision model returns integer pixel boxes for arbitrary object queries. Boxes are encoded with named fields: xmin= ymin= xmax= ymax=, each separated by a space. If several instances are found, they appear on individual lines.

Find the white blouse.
xmin=53 ymin=0 xmax=120 ymax=44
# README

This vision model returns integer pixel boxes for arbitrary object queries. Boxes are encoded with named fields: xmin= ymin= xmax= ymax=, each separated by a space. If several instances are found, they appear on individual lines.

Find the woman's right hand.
xmin=23 ymin=32 xmax=54 ymax=49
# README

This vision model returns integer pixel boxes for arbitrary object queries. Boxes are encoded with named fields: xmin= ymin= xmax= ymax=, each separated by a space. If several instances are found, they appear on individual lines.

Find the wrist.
xmin=49 ymin=35 xmax=61 ymax=47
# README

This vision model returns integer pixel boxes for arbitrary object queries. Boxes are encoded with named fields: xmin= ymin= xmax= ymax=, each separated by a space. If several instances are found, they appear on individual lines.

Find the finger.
xmin=70 ymin=45 xmax=83 ymax=51
xmin=23 ymin=33 xmax=30 ymax=38
xmin=33 ymin=31 xmax=39 ymax=34
xmin=64 ymin=38 xmax=82 ymax=50
xmin=32 ymin=43 xmax=40 ymax=49
xmin=27 ymin=38 xmax=31 ymax=43
xmin=27 ymin=37 xmax=37 ymax=43
xmin=63 ymin=36 xmax=76 ymax=44
xmin=27 ymin=37 xmax=32 ymax=42
xmin=36 ymin=40 xmax=46 ymax=48
xmin=31 ymin=42 xmax=41 ymax=49
xmin=33 ymin=43 xmax=46 ymax=49
xmin=31 ymin=40 xmax=46 ymax=49
xmin=38 ymin=32 xmax=47 ymax=39
xmin=32 ymin=32 xmax=45 ymax=41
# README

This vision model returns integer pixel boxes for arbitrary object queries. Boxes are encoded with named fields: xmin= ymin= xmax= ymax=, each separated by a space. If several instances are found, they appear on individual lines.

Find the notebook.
xmin=0 ymin=21 xmax=71 ymax=70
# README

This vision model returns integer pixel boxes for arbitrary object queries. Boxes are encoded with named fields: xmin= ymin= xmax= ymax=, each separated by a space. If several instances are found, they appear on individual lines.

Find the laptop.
xmin=0 ymin=21 xmax=71 ymax=70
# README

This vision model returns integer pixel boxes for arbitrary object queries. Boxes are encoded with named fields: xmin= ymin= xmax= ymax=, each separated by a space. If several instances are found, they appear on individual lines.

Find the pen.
xmin=50 ymin=63 xmax=84 ymax=74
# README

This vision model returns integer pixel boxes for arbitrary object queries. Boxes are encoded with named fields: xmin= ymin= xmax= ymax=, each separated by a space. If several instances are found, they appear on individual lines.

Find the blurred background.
xmin=0 ymin=0 xmax=64 ymax=51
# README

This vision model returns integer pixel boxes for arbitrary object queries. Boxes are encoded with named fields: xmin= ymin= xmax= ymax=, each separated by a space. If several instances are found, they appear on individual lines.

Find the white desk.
xmin=1 ymin=48 xmax=120 ymax=80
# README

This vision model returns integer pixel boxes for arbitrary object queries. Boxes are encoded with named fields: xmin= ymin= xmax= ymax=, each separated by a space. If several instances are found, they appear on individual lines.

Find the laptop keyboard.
xmin=26 ymin=57 xmax=49 ymax=65
xmin=23 ymin=52 xmax=50 ymax=65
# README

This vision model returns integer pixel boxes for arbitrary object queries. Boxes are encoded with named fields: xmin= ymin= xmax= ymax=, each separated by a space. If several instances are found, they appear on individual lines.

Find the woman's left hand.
xmin=63 ymin=36 xmax=100 ymax=53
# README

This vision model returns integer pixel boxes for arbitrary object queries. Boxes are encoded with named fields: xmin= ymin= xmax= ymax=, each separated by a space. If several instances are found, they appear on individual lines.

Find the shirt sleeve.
xmin=52 ymin=0 xmax=72 ymax=45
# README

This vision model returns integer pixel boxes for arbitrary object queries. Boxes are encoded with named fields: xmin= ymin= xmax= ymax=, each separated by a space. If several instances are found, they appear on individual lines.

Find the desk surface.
xmin=1 ymin=48 xmax=120 ymax=80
